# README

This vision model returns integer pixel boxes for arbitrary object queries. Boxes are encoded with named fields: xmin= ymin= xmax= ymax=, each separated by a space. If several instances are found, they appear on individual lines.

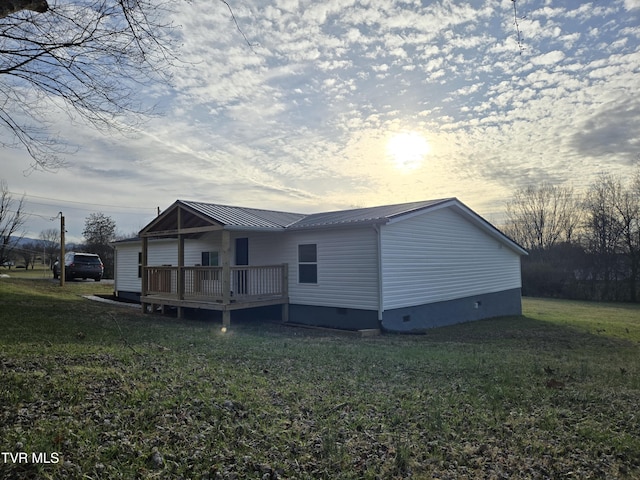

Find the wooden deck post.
xmin=141 ymin=236 xmax=148 ymax=314
xmin=222 ymin=230 xmax=231 ymax=329
xmin=178 ymin=235 xmax=185 ymax=301
xmin=221 ymin=230 xmax=231 ymax=305
xmin=282 ymin=263 xmax=289 ymax=323
xmin=177 ymin=207 xmax=185 ymax=301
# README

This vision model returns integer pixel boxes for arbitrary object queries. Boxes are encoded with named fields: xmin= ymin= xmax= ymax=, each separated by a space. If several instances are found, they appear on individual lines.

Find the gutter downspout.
xmin=374 ymin=225 xmax=384 ymax=327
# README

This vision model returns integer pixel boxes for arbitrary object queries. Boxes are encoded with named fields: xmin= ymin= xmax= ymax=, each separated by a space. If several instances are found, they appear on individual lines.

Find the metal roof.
xmin=288 ymin=199 xmax=452 ymax=229
xmin=138 ymin=198 xmax=525 ymax=255
xmin=179 ymin=200 xmax=305 ymax=229
xmin=178 ymin=199 xmax=453 ymax=230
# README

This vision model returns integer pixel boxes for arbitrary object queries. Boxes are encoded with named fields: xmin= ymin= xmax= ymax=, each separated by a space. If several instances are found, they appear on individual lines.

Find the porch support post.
xmin=221 ymin=229 xmax=231 ymax=328
xmin=221 ymin=229 xmax=231 ymax=305
xmin=178 ymin=234 xmax=185 ymax=301
xmin=141 ymin=236 xmax=148 ymax=314
xmin=282 ymin=263 xmax=289 ymax=323
xmin=177 ymin=206 xmax=185 ymax=301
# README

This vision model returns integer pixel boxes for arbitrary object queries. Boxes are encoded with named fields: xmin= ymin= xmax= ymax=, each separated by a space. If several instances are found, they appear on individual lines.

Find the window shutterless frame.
xmin=298 ymin=243 xmax=317 ymax=284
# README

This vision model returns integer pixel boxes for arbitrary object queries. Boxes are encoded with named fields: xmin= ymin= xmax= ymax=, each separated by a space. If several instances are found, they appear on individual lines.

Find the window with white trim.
xmin=298 ymin=244 xmax=317 ymax=284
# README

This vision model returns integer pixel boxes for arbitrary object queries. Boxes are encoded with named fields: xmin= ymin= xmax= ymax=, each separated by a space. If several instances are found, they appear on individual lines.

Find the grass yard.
xmin=1 ymin=278 xmax=639 ymax=479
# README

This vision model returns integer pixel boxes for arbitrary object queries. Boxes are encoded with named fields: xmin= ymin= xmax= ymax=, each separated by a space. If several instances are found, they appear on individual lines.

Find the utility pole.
xmin=59 ymin=213 xmax=65 ymax=287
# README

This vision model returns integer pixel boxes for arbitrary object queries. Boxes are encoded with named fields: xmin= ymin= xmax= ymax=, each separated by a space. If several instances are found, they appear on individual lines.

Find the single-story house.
xmin=113 ymin=198 xmax=527 ymax=332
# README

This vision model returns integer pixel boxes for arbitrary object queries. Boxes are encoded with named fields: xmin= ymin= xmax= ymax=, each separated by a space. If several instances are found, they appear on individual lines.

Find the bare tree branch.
xmin=1 ymin=0 xmax=257 ymax=170
xmin=511 ymin=0 xmax=524 ymax=55
xmin=219 ymin=0 xmax=258 ymax=51
xmin=0 ymin=180 xmax=26 ymax=265
xmin=0 ymin=0 xmax=180 ymax=169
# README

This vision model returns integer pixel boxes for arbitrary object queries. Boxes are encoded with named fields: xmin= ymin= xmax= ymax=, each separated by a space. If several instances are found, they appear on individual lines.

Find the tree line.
xmin=503 ymin=171 xmax=640 ymax=302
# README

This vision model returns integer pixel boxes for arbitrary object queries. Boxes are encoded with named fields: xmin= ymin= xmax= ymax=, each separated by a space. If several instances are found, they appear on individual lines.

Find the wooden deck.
xmin=140 ymin=264 xmax=289 ymax=325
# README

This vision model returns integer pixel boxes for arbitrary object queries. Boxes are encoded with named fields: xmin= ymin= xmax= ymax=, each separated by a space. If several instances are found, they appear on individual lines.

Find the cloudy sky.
xmin=3 ymin=0 xmax=640 ymax=242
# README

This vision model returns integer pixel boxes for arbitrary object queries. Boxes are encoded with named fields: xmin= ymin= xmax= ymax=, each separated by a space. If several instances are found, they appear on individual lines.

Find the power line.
xmin=2 ymin=208 xmax=61 ymax=221
xmin=8 ymin=191 xmax=154 ymax=212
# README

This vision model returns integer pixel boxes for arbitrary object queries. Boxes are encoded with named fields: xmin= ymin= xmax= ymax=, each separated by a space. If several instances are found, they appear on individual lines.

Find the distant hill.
xmin=11 ymin=236 xmax=39 ymax=246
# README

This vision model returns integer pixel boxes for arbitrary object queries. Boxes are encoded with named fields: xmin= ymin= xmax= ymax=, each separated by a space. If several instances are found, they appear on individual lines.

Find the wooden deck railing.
xmin=143 ymin=264 xmax=288 ymax=303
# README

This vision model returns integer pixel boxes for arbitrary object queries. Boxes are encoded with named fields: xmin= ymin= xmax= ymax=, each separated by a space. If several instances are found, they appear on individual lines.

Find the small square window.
xmin=201 ymin=251 xmax=219 ymax=266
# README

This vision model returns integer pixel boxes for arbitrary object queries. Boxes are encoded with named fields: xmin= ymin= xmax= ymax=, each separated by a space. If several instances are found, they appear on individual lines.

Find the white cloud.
xmin=624 ymin=0 xmax=640 ymax=11
xmin=530 ymin=50 xmax=566 ymax=66
xmin=4 ymin=0 xmax=640 ymax=240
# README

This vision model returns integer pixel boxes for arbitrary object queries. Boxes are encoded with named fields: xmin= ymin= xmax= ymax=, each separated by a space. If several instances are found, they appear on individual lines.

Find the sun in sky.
xmin=386 ymin=131 xmax=432 ymax=172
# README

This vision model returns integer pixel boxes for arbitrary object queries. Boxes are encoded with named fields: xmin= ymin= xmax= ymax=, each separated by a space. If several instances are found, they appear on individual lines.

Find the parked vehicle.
xmin=53 ymin=252 xmax=103 ymax=281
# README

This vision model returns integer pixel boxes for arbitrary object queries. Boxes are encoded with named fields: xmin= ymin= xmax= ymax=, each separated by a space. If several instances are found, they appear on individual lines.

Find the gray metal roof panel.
xmin=179 ymin=200 xmax=305 ymax=229
xmin=287 ymin=198 xmax=453 ymax=229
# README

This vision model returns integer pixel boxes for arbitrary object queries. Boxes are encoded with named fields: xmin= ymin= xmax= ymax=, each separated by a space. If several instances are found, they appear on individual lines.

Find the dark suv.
xmin=53 ymin=252 xmax=104 ymax=281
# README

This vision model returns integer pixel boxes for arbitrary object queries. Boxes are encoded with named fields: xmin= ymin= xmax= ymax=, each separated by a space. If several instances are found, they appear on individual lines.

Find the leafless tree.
xmin=615 ymin=174 xmax=640 ymax=301
xmin=83 ymin=211 xmax=116 ymax=277
xmin=0 ymin=0 xmax=180 ymax=169
xmin=0 ymin=180 xmax=26 ymax=264
xmin=583 ymin=175 xmax=626 ymax=300
xmin=583 ymin=172 xmax=640 ymax=301
xmin=504 ymin=182 xmax=581 ymax=252
xmin=18 ymin=241 xmax=38 ymax=269
xmin=38 ymin=227 xmax=60 ymax=267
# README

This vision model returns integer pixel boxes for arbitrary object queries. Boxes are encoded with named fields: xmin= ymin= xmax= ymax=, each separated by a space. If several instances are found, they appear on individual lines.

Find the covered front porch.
xmin=139 ymin=201 xmax=289 ymax=327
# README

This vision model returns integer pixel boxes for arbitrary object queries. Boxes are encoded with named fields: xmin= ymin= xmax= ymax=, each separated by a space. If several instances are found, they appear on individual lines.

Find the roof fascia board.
xmin=224 ymin=225 xmax=286 ymax=232
xmin=144 ymin=226 xmax=222 ymax=237
xmin=285 ymin=218 xmax=387 ymax=231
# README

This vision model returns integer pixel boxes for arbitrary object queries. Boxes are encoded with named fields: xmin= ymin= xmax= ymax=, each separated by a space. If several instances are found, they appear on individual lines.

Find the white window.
xmin=298 ymin=244 xmax=317 ymax=284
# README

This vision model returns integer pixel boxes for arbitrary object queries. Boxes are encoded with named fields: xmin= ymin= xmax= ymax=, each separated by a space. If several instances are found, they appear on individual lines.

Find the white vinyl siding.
xmin=381 ymin=208 xmax=522 ymax=310
xmin=114 ymin=242 xmax=142 ymax=293
xmin=148 ymin=240 xmax=178 ymax=266
xmin=234 ymin=229 xmax=378 ymax=310
xmin=254 ymin=228 xmax=379 ymax=310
